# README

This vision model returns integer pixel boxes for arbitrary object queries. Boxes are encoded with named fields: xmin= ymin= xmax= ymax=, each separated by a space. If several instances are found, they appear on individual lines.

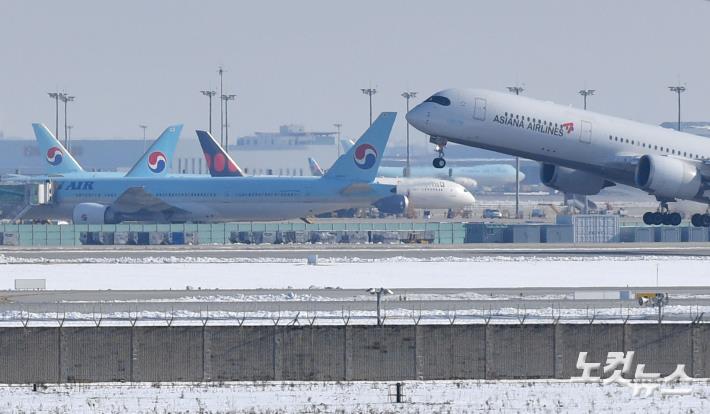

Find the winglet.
xmin=32 ymin=123 xmax=84 ymax=174
xmin=125 ymin=125 xmax=183 ymax=177
xmin=323 ymin=112 xmax=396 ymax=182
xmin=308 ymin=157 xmax=324 ymax=177
xmin=196 ymin=130 xmax=245 ymax=177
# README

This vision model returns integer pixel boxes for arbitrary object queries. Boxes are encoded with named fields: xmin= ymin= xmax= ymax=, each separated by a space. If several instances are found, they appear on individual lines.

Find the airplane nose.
xmin=405 ymin=104 xmax=424 ymax=129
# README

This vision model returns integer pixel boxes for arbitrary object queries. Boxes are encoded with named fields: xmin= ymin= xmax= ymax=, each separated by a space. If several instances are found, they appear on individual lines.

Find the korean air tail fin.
xmin=196 ymin=130 xmax=245 ymax=177
xmin=308 ymin=157 xmax=324 ymax=177
xmin=125 ymin=125 xmax=183 ymax=177
xmin=323 ymin=112 xmax=396 ymax=182
xmin=32 ymin=123 xmax=84 ymax=175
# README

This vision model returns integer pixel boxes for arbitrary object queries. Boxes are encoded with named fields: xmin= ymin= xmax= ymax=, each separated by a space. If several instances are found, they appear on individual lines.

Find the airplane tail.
xmin=323 ymin=112 xmax=396 ymax=182
xmin=196 ymin=130 xmax=244 ymax=177
xmin=125 ymin=125 xmax=183 ymax=177
xmin=308 ymin=157 xmax=324 ymax=177
xmin=32 ymin=123 xmax=85 ymax=175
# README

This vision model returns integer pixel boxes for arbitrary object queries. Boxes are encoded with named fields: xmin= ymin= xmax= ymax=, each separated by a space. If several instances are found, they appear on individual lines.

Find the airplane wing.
xmin=111 ymin=186 xmax=188 ymax=215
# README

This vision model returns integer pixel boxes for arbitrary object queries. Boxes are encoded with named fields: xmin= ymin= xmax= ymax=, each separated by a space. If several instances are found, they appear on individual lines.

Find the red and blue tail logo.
xmin=353 ymin=143 xmax=377 ymax=169
xmin=46 ymin=147 xmax=63 ymax=166
xmin=148 ymin=151 xmax=167 ymax=173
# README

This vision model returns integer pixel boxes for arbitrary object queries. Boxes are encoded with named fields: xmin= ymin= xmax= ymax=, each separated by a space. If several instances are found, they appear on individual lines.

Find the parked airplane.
xmin=197 ymin=129 xmax=415 ymax=213
xmin=308 ymin=158 xmax=475 ymax=210
xmin=31 ymin=123 xmax=183 ymax=177
xmin=406 ymin=89 xmax=710 ymax=227
xmin=378 ymin=164 xmax=523 ymax=190
xmin=21 ymin=112 xmax=404 ymax=223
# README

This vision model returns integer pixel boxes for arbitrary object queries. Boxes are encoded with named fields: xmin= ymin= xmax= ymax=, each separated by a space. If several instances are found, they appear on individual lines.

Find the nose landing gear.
xmin=430 ymin=136 xmax=447 ymax=169
xmin=642 ymin=202 xmax=682 ymax=226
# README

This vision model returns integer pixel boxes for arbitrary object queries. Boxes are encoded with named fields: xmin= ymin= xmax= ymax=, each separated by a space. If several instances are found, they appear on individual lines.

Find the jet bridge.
xmin=0 ymin=181 xmax=55 ymax=221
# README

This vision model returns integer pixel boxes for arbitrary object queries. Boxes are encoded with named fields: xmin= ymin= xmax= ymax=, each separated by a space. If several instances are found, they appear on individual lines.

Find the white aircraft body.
xmin=308 ymin=158 xmax=475 ymax=209
xmin=406 ymin=89 xmax=710 ymax=227
xmin=378 ymin=164 xmax=523 ymax=189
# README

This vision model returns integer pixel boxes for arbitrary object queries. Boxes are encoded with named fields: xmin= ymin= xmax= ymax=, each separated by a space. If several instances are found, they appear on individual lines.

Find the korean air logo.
xmin=561 ymin=122 xmax=575 ymax=134
xmin=46 ymin=147 xmax=63 ymax=166
xmin=148 ymin=151 xmax=167 ymax=173
xmin=353 ymin=144 xmax=377 ymax=170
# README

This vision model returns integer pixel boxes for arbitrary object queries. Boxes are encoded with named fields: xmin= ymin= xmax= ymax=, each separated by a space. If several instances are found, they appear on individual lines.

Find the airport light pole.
xmin=333 ymin=123 xmax=342 ymax=158
xmin=67 ymin=125 xmax=73 ymax=150
xmin=367 ymin=287 xmax=393 ymax=326
xmin=59 ymin=93 xmax=75 ymax=150
xmin=361 ymin=88 xmax=377 ymax=126
xmin=669 ymin=85 xmax=686 ymax=131
xmin=579 ymin=89 xmax=595 ymax=110
xmin=218 ymin=66 xmax=225 ymax=146
xmin=507 ymin=86 xmax=524 ymax=219
xmin=401 ymin=91 xmax=418 ymax=177
xmin=139 ymin=125 xmax=148 ymax=152
xmin=201 ymin=90 xmax=216 ymax=134
xmin=222 ymin=94 xmax=236 ymax=154
xmin=48 ymin=92 xmax=61 ymax=140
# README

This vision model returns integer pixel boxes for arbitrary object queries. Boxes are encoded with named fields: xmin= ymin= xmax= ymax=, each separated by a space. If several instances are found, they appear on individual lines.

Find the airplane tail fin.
xmin=196 ymin=130 xmax=244 ymax=177
xmin=308 ymin=157 xmax=324 ymax=177
xmin=125 ymin=125 xmax=183 ymax=177
xmin=341 ymin=138 xmax=355 ymax=153
xmin=32 ymin=123 xmax=84 ymax=175
xmin=323 ymin=112 xmax=396 ymax=182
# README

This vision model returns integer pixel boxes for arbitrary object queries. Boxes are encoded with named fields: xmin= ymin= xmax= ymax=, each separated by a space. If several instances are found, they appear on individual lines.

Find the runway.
xmin=4 ymin=242 xmax=710 ymax=261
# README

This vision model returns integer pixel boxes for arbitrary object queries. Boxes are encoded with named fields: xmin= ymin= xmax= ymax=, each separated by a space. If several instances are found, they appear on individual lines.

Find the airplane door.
xmin=473 ymin=98 xmax=486 ymax=121
xmin=579 ymin=120 xmax=592 ymax=144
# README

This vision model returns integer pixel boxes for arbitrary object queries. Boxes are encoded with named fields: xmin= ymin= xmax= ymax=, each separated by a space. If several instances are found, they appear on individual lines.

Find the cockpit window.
xmin=424 ymin=95 xmax=451 ymax=106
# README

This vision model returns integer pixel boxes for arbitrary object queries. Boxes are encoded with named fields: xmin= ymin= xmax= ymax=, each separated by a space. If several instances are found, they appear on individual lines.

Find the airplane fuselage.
xmin=406 ymin=89 xmax=710 ymax=203
xmin=24 ymin=175 xmax=396 ymax=222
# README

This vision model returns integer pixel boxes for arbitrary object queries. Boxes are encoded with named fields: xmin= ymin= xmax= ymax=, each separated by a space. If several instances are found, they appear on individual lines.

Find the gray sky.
xmin=2 ymin=0 xmax=709 ymax=147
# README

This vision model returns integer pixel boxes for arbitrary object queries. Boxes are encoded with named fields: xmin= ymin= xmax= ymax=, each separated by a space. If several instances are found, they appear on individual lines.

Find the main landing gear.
xmin=690 ymin=213 xmax=710 ymax=227
xmin=430 ymin=136 xmax=447 ymax=169
xmin=642 ymin=201 xmax=682 ymax=226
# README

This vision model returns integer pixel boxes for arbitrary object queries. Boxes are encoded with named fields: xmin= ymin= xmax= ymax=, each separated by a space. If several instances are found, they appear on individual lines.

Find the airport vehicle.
xmin=406 ymin=89 xmax=710 ymax=226
xmin=20 ymin=113 xmax=403 ymax=223
xmin=482 ymin=208 xmax=503 ymax=219
xmin=307 ymin=157 xmax=475 ymax=210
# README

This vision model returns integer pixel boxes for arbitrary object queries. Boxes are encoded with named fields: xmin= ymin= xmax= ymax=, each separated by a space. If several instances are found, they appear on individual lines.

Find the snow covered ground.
xmin=0 ymin=255 xmax=708 ymax=290
xmin=1 ymin=380 xmax=707 ymax=413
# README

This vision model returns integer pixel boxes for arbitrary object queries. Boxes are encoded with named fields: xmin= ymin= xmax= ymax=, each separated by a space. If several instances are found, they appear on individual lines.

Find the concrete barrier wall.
xmin=0 ymin=324 xmax=707 ymax=383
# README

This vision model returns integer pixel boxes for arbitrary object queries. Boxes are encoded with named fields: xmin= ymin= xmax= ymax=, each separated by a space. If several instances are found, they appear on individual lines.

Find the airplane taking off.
xmin=308 ymin=158 xmax=475 ymax=210
xmin=21 ymin=113 xmax=403 ymax=224
xmin=406 ymin=89 xmax=710 ymax=227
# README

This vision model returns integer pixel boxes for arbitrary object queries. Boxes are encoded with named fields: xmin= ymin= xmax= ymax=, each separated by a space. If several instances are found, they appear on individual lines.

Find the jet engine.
xmin=72 ymin=203 xmax=117 ymax=224
xmin=373 ymin=194 xmax=409 ymax=214
xmin=635 ymin=155 xmax=702 ymax=200
xmin=540 ymin=163 xmax=614 ymax=195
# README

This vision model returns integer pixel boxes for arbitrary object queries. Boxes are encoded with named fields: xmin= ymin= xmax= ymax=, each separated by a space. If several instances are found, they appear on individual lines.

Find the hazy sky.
xmin=2 ymin=0 xmax=710 ymax=148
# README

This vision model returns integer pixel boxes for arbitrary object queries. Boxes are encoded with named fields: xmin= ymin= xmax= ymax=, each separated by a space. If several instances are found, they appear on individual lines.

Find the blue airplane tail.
xmin=125 ymin=125 xmax=183 ymax=177
xmin=323 ymin=112 xmax=396 ymax=182
xmin=196 ymin=130 xmax=244 ymax=177
xmin=308 ymin=157 xmax=324 ymax=177
xmin=32 ymin=123 xmax=85 ymax=175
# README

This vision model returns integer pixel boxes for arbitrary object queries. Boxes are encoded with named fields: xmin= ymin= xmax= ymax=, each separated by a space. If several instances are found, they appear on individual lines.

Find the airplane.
xmin=20 ymin=112 xmax=405 ymax=223
xmin=308 ymin=157 xmax=475 ymax=210
xmin=197 ymin=129 xmax=420 ymax=214
xmin=4 ymin=124 xmax=183 ymax=180
xmin=377 ymin=164 xmax=524 ymax=190
xmin=406 ymin=88 xmax=710 ymax=227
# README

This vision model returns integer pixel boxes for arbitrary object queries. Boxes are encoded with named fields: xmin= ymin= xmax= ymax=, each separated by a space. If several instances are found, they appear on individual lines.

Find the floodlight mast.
xmin=506 ymin=85 xmax=524 ymax=219
xmin=669 ymin=85 xmax=686 ymax=132
xmin=401 ymin=91 xmax=418 ymax=177
xmin=361 ymin=88 xmax=377 ymax=126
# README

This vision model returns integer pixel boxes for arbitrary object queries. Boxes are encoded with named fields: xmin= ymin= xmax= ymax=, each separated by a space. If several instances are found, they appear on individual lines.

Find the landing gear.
xmin=642 ymin=201 xmax=681 ymax=226
xmin=691 ymin=213 xmax=710 ymax=227
xmin=430 ymin=136 xmax=447 ymax=169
